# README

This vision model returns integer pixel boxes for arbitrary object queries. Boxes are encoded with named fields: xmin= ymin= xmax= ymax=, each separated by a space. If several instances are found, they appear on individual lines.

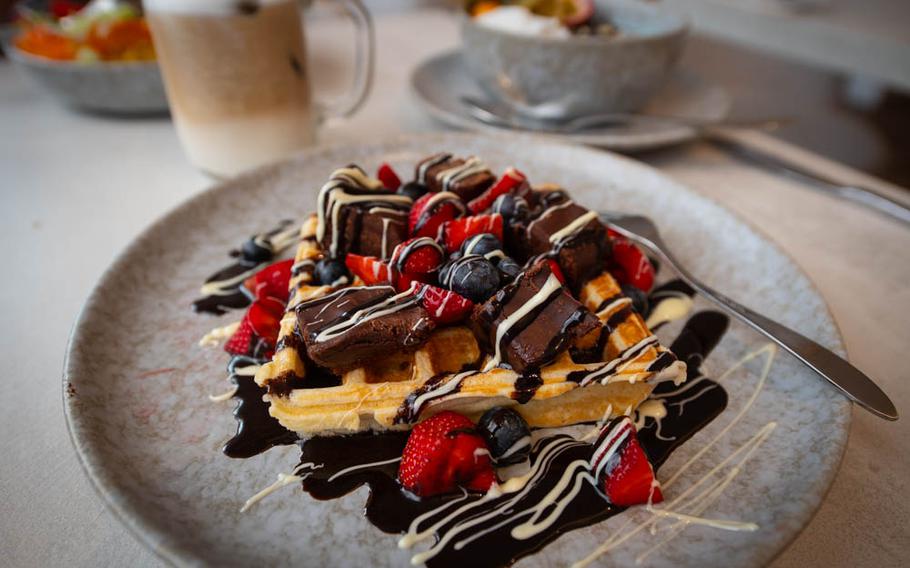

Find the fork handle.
xmin=651 ymin=245 xmax=898 ymax=421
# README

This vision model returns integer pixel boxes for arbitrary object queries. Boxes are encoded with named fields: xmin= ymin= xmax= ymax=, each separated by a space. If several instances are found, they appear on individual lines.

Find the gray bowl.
xmin=461 ymin=0 xmax=688 ymax=118
xmin=3 ymin=28 xmax=168 ymax=115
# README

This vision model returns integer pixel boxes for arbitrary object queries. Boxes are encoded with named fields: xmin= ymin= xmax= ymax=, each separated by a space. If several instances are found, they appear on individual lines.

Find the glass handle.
xmin=306 ymin=0 xmax=375 ymax=121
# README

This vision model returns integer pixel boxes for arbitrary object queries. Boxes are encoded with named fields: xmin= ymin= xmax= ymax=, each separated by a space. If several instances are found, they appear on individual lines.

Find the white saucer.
xmin=410 ymin=50 xmax=731 ymax=151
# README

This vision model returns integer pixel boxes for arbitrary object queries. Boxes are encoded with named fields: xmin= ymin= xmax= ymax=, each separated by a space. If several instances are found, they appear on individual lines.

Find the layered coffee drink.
xmin=146 ymin=0 xmax=315 ymax=177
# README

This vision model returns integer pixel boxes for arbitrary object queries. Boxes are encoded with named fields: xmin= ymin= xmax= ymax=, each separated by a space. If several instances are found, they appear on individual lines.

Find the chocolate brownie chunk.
xmin=472 ymin=260 xmax=600 ymax=374
xmin=525 ymin=200 xmax=606 ymax=289
xmin=415 ymin=153 xmax=495 ymax=201
xmin=316 ymin=166 xmax=411 ymax=259
xmin=357 ymin=206 xmax=408 ymax=259
xmin=296 ymin=286 xmax=434 ymax=370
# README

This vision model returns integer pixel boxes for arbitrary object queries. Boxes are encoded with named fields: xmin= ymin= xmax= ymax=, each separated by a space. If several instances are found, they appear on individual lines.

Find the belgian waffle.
xmin=254 ymin=215 xmax=684 ymax=436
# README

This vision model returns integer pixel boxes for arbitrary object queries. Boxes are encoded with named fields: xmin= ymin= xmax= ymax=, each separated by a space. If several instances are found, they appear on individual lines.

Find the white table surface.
xmin=1 ymin=7 xmax=908 ymax=568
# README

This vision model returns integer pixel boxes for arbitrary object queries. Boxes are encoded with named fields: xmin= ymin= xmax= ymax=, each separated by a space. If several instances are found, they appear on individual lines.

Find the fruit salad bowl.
xmin=461 ymin=0 xmax=689 ymax=119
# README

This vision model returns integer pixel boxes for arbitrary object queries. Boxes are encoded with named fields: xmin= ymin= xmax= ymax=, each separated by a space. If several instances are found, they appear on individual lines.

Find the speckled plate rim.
xmin=409 ymin=50 xmax=732 ymax=151
xmin=62 ymin=132 xmax=851 ymax=567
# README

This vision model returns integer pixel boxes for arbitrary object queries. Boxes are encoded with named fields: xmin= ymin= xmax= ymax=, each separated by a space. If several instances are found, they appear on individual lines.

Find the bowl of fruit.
xmin=3 ymin=0 xmax=168 ymax=114
xmin=461 ymin=0 xmax=688 ymax=119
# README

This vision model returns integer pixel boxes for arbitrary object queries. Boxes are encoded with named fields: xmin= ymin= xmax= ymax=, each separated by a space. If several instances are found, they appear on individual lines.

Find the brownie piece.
xmin=317 ymin=167 xmax=411 ymax=259
xmin=357 ymin=206 xmax=408 ymax=259
xmin=296 ymin=286 xmax=434 ymax=370
xmin=472 ymin=260 xmax=600 ymax=374
xmin=525 ymin=200 xmax=606 ymax=290
xmin=415 ymin=153 xmax=495 ymax=201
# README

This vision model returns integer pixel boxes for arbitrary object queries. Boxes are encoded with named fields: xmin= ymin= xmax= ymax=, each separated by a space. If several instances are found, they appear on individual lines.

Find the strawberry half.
xmin=224 ymin=295 xmax=285 ymax=359
xmin=377 ymin=162 xmax=402 ymax=191
xmin=390 ymin=237 xmax=444 ymax=275
xmin=345 ymin=253 xmax=391 ymax=286
xmin=243 ymin=258 xmax=293 ymax=301
xmin=440 ymin=214 xmax=504 ymax=253
xmin=608 ymin=234 xmax=654 ymax=293
xmin=592 ymin=417 xmax=663 ymax=507
xmin=398 ymin=411 xmax=495 ymax=497
xmin=417 ymin=283 xmax=474 ymax=324
xmin=467 ymin=168 xmax=526 ymax=214
xmin=409 ymin=192 xmax=466 ymax=238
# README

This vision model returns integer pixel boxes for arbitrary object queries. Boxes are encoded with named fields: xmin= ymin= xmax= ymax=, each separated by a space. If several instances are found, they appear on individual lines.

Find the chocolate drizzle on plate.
xmin=292 ymin=308 xmax=731 ymax=567
xmin=223 ymin=356 xmax=298 ymax=459
xmin=193 ymin=220 xmax=296 ymax=315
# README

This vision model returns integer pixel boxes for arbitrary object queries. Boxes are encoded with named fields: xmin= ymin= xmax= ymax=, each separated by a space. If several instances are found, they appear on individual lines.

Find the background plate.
xmin=410 ymin=51 xmax=731 ymax=151
xmin=64 ymin=132 xmax=849 ymax=567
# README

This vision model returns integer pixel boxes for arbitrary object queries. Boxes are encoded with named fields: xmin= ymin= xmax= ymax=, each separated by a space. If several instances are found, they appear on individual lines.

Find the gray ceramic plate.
xmin=64 ymin=133 xmax=849 ymax=567
xmin=411 ymin=51 xmax=731 ymax=151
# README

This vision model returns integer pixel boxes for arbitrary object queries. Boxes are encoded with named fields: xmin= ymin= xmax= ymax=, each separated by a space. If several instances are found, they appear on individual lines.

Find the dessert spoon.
xmin=601 ymin=212 xmax=898 ymax=421
xmin=460 ymin=95 xmax=787 ymax=134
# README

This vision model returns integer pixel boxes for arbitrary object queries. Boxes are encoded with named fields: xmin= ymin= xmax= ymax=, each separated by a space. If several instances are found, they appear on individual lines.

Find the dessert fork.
xmin=602 ymin=212 xmax=898 ymax=421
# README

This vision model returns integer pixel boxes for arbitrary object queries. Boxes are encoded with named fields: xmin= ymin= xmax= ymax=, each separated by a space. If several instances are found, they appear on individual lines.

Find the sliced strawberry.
xmin=345 ymin=253 xmax=391 ymax=286
xmin=223 ymin=318 xmax=256 ymax=356
xmin=242 ymin=258 xmax=293 ymax=301
xmin=377 ymin=162 xmax=402 ymax=191
xmin=399 ymin=411 xmax=495 ymax=497
xmin=390 ymin=237 xmax=444 ymax=276
xmin=224 ymin=296 xmax=285 ymax=358
xmin=409 ymin=192 xmax=466 ymax=238
xmin=416 ymin=284 xmax=474 ymax=324
xmin=608 ymin=236 xmax=654 ymax=293
xmin=440 ymin=214 xmax=504 ymax=253
xmin=592 ymin=417 xmax=663 ymax=507
xmin=467 ymin=168 xmax=526 ymax=214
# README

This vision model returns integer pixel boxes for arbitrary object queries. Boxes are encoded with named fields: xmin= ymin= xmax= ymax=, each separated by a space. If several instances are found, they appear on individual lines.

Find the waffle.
xmin=253 ymin=215 xmax=684 ymax=435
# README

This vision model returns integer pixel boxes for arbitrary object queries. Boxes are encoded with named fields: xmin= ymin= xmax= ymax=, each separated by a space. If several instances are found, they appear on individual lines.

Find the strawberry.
xmin=608 ymin=235 xmax=654 ymax=293
xmin=547 ymin=259 xmax=566 ymax=284
xmin=345 ymin=254 xmax=392 ymax=286
xmin=242 ymin=258 xmax=293 ymax=301
xmin=398 ymin=411 xmax=495 ymax=497
xmin=440 ymin=214 xmax=504 ymax=253
xmin=224 ymin=296 xmax=285 ymax=358
xmin=416 ymin=283 xmax=474 ymax=324
xmin=467 ymin=168 xmax=526 ymax=214
xmin=409 ymin=192 xmax=466 ymax=238
xmin=390 ymin=237 xmax=444 ymax=276
xmin=377 ymin=162 xmax=402 ymax=191
xmin=592 ymin=417 xmax=663 ymax=507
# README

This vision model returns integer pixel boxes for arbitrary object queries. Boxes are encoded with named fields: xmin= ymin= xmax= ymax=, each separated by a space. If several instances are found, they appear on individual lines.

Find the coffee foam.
xmin=144 ymin=0 xmax=291 ymax=16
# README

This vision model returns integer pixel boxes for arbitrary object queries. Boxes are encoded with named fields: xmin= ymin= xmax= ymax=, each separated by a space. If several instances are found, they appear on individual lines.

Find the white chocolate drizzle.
xmin=239 ymin=462 xmax=323 ymax=513
xmin=416 ymin=152 xmax=452 ymax=184
xmin=316 ymin=167 xmax=411 ymax=258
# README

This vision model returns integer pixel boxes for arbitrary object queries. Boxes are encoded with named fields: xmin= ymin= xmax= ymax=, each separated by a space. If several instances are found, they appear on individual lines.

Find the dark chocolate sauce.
xmin=223 ymin=357 xmax=298 ymax=459
xmin=290 ymin=310 xmax=731 ymax=567
xmin=511 ymin=371 xmax=543 ymax=403
xmin=193 ymin=220 xmax=295 ymax=315
xmin=192 ymin=261 xmax=257 ymax=315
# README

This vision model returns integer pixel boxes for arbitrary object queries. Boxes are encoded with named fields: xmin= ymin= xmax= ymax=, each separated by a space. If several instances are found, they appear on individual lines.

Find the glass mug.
xmin=144 ymin=0 xmax=374 ymax=177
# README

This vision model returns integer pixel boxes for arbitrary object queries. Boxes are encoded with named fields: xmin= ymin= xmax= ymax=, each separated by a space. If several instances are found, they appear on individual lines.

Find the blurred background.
xmin=1 ymin=0 xmax=908 ymax=186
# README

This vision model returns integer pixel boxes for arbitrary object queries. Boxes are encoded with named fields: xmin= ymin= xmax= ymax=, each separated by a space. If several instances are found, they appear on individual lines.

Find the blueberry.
xmin=447 ymin=256 xmax=500 ymax=302
xmin=538 ymin=188 xmax=569 ymax=209
xmin=241 ymin=236 xmax=273 ymax=262
xmin=621 ymin=283 xmax=649 ymax=316
xmin=497 ymin=257 xmax=523 ymax=281
xmin=460 ymin=233 xmax=502 ymax=257
xmin=491 ymin=194 xmax=529 ymax=222
xmin=316 ymin=258 xmax=350 ymax=286
xmin=477 ymin=407 xmax=531 ymax=465
xmin=398 ymin=181 xmax=428 ymax=201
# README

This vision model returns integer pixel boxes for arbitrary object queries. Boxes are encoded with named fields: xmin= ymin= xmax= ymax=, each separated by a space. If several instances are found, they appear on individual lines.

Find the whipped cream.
xmin=475 ymin=6 xmax=570 ymax=39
